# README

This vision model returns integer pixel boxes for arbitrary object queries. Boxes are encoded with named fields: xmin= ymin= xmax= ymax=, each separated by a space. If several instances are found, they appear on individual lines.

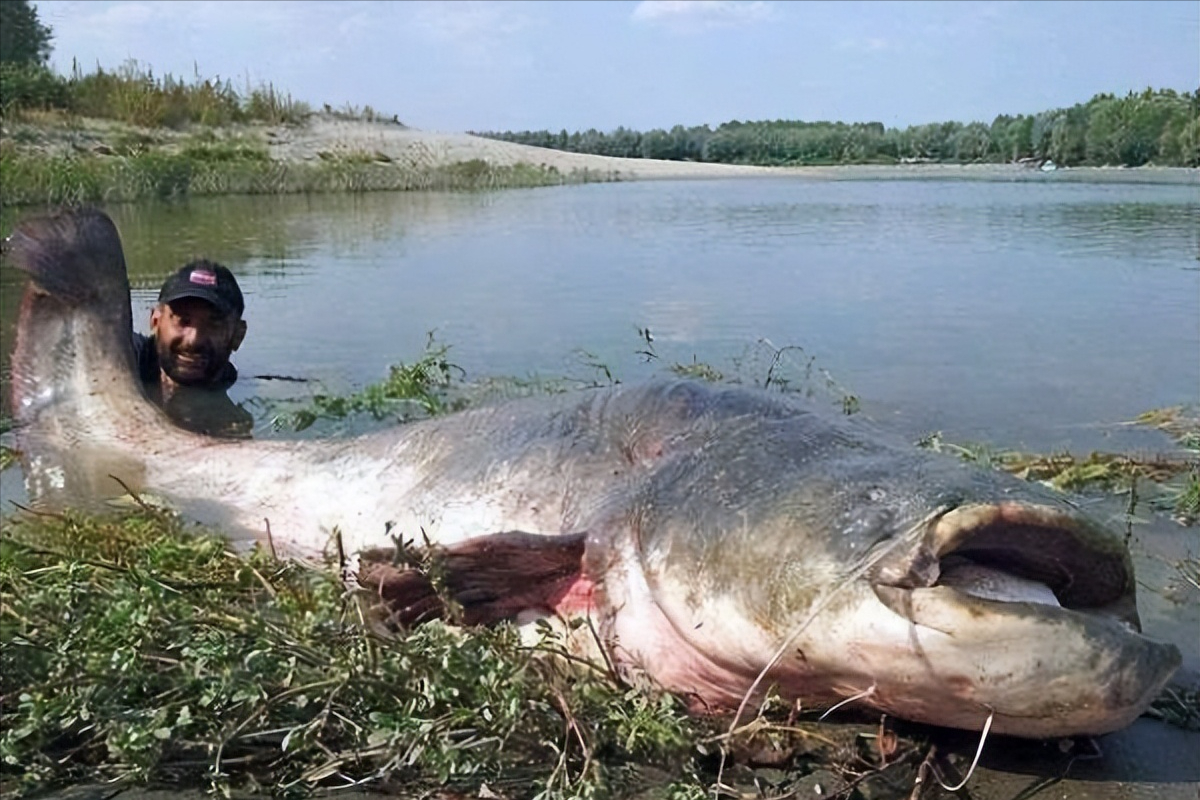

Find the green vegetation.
xmin=1 ymin=509 xmax=943 ymax=798
xmin=275 ymin=334 xmax=468 ymax=431
xmin=0 ymin=510 xmax=699 ymax=796
xmin=0 ymin=144 xmax=595 ymax=207
xmin=916 ymin=404 xmax=1200 ymax=527
xmin=1 ymin=58 xmax=311 ymax=126
xmin=1149 ymin=684 xmax=1200 ymax=732
xmin=267 ymin=333 xmax=864 ymax=436
xmin=0 ymin=0 xmax=52 ymax=69
xmin=1132 ymin=406 xmax=1200 ymax=525
xmin=476 ymin=88 xmax=1200 ymax=168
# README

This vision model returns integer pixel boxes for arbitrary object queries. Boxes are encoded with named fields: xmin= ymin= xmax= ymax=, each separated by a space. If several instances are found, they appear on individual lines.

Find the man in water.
xmin=133 ymin=260 xmax=254 ymax=438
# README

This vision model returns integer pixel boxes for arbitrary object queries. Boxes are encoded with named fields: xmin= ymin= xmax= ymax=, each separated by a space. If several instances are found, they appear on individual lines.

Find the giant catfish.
xmin=5 ymin=207 xmax=1181 ymax=739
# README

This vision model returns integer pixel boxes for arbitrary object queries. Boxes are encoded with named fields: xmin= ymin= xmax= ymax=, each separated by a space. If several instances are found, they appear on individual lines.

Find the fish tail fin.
xmin=7 ymin=206 xmax=130 ymax=306
xmin=7 ymin=206 xmax=153 ymax=511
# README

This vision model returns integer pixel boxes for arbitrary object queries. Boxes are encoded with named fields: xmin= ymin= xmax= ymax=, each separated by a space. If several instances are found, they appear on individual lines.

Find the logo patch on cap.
xmin=189 ymin=269 xmax=218 ymax=286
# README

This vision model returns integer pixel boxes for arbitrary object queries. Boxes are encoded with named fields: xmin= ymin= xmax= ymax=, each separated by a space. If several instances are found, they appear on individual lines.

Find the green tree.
xmin=1046 ymin=105 xmax=1088 ymax=166
xmin=639 ymin=128 xmax=674 ymax=160
xmin=1029 ymin=110 xmax=1061 ymax=159
xmin=473 ymin=87 xmax=1197 ymax=168
xmin=0 ymin=0 xmax=53 ymax=66
xmin=1005 ymin=116 xmax=1034 ymax=161
xmin=1178 ymin=114 xmax=1200 ymax=167
xmin=952 ymin=121 xmax=993 ymax=162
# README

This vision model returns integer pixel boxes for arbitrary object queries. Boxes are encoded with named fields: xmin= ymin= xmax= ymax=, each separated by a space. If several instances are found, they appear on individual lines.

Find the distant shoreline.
xmin=766 ymin=162 xmax=1200 ymax=185
xmin=2 ymin=114 xmax=1195 ymax=208
xmin=267 ymin=117 xmax=1198 ymax=185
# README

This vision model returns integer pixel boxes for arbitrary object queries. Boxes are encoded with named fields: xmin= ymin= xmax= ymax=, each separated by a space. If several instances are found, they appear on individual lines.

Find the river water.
xmin=2 ymin=179 xmax=1197 ymax=450
xmin=1 ymin=177 xmax=1198 ymax=794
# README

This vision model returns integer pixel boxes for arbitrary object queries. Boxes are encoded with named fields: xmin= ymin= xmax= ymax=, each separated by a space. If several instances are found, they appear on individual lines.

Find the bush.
xmin=0 ymin=63 xmax=69 ymax=116
xmin=0 ymin=59 xmax=313 ymax=127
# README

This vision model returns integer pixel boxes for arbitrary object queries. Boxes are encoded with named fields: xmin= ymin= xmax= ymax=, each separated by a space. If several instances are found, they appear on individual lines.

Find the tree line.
xmin=475 ymin=89 xmax=1200 ymax=169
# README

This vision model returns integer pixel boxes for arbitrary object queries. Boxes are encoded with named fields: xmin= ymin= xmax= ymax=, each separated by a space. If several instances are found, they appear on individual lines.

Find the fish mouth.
xmin=866 ymin=502 xmax=1182 ymax=735
xmin=871 ymin=502 xmax=1140 ymax=624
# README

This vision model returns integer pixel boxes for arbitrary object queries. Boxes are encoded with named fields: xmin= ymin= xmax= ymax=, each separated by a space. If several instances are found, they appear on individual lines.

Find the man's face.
xmin=150 ymin=297 xmax=246 ymax=387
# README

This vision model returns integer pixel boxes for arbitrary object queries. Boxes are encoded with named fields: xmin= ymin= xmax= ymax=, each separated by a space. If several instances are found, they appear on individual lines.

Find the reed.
xmin=0 ymin=147 xmax=615 ymax=207
xmin=0 ymin=59 xmax=311 ymax=127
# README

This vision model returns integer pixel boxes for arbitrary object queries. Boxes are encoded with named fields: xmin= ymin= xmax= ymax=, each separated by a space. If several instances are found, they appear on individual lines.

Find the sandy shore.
xmin=265 ymin=116 xmax=1199 ymax=185
xmin=5 ymin=113 xmax=1197 ymax=185
xmin=263 ymin=116 xmax=774 ymax=179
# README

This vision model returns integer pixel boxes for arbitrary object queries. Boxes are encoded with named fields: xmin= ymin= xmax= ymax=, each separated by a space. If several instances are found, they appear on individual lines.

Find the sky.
xmin=31 ymin=0 xmax=1200 ymax=133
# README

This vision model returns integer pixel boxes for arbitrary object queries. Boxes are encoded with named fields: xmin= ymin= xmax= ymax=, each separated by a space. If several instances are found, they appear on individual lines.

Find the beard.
xmin=157 ymin=340 xmax=223 ymax=386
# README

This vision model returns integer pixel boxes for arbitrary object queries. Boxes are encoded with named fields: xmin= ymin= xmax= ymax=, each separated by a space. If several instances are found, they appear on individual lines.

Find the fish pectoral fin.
xmin=357 ymin=530 xmax=589 ymax=629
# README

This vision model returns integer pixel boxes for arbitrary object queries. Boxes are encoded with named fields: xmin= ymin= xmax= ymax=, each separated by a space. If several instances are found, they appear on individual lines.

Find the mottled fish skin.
xmin=6 ymin=207 xmax=1182 ymax=739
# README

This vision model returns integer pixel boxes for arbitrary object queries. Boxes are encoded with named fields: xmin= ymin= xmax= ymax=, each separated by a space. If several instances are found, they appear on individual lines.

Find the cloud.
xmin=411 ymin=1 xmax=539 ymax=67
xmin=631 ymin=1 xmax=773 ymax=32
xmin=43 ymin=1 xmax=315 ymax=70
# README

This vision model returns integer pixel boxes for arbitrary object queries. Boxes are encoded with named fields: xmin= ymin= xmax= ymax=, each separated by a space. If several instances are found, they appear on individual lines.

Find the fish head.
xmin=838 ymin=491 xmax=1181 ymax=739
xmin=591 ymin=400 xmax=1181 ymax=738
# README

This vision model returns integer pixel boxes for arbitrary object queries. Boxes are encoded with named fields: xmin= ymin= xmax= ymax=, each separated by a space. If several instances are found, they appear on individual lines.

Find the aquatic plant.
xmin=275 ymin=334 xmax=467 ymax=432
xmin=917 ymin=407 xmax=1200 ymax=527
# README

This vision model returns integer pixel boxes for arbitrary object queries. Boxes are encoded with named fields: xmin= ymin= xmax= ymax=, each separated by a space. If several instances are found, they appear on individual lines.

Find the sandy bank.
xmin=5 ymin=113 xmax=1197 ymax=186
xmin=264 ymin=117 xmax=773 ymax=179
xmin=267 ymin=117 xmax=1198 ymax=185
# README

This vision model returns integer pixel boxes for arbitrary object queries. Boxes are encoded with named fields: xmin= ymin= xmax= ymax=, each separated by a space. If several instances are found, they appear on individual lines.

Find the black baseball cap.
xmin=158 ymin=260 xmax=244 ymax=317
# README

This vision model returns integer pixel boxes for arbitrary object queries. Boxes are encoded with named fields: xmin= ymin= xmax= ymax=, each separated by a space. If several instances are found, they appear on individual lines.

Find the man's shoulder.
xmin=214 ymin=361 xmax=238 ymax=391
xmin=132 ymin=332 xmax=159 ymax=383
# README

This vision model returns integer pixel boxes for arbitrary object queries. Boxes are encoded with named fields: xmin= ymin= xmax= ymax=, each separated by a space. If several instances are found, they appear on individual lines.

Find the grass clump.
xmin=1131 ymin=406 xmax=1200 ymax=525
xmin=273 ymin=334 xmax=467 ymax=432
xmin=1 ymin=509 xmax=916 ymax=798
xmin=1148 ymin=684 xmax=1200 ymax=732
xmin=0 ymin=148 xmax=608 ymax=208
xmin=320 ymin=102 xmax=401 ymax=126
xmin=916 ymin=403 xmax=1200 ymax=526
xmin=0 ymin=508 xmax=707 ymax=797
xmin=0 ymin=507 xmax=969 ymax=797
